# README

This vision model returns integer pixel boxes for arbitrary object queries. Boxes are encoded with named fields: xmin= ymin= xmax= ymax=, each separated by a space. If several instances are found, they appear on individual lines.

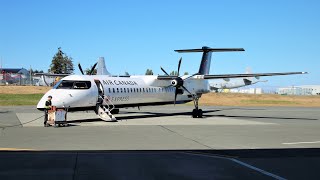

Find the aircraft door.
xmin=94 ymin=80 xmax=104 ymax=104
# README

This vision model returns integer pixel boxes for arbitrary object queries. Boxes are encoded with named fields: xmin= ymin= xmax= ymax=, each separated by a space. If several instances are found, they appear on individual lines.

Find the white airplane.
xmin=210 ymin=68 xmax=267 ymax=92
xmin=37 ymin=46 xmax=307 ymax=120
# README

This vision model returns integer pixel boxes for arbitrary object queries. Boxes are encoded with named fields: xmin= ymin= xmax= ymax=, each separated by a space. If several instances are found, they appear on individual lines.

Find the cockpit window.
xmin=53 ymin=80 xmax=91 ymax=90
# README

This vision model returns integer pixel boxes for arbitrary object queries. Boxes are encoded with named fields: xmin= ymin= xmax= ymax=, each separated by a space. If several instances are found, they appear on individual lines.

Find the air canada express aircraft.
xmin=37 ymin=46 xmax=307 ymax=121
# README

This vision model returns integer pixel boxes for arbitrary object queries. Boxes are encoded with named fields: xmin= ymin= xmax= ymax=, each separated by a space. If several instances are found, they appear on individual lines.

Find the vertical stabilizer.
xmin=198 ymin=46 xmax=212 ymax=75
xmin=97 ymin=57 xmax=111 ymax=75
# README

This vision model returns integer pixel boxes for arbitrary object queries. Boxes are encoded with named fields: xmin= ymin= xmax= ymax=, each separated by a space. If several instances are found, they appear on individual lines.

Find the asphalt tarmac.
xmin=0 ymin=105 xmax=320 ymax=179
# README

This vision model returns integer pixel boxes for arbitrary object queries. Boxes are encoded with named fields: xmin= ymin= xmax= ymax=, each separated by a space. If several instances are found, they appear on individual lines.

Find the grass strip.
xmin=240 ymin=99 xmax=299 ymax=105
xmin=0 ymin=94 xmax=44 ymax=106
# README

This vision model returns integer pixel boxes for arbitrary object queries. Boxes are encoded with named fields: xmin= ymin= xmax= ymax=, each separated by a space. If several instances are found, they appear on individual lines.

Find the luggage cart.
xmin=54 ymin=109 xmax=67 ymax=127
xmin=48 ymin=108 xmax=68 ymax=127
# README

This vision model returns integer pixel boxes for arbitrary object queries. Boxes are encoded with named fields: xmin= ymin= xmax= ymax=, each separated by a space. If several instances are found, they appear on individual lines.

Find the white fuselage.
xmin=37 ymin=75 xmax=210 ymax=111
xmin=210 ymin=78 xmax=260 ymax=90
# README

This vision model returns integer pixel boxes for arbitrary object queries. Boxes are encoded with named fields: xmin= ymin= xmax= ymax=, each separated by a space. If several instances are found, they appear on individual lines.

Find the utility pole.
xmin=30 ymin=65 xmax=32 ymax=85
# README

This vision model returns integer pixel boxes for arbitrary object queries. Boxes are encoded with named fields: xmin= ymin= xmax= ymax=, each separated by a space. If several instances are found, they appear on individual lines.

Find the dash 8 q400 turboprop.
xmin=37 ymin=46 xmax=307 ymax=121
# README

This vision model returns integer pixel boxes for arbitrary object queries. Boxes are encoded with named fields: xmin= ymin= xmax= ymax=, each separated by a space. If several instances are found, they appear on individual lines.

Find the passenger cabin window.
xmin=54 ymin=80 xmax=91 ymax=90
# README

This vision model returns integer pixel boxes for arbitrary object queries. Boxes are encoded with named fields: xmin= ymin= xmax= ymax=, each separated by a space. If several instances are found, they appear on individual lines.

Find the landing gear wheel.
xmin=192 ymin=109 xmax=197 ymax=118
xmin=192 ymin=109 xmax=203 ymax=118
xmin=198 ymin=109 xmax=203 ymax=118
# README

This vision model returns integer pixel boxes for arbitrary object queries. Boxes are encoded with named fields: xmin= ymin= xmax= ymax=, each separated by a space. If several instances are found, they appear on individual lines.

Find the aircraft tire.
xmin=198 ymin=109 xmax=203 ymax=118
xmin=192 ymin=109 xmax=197 ymax=118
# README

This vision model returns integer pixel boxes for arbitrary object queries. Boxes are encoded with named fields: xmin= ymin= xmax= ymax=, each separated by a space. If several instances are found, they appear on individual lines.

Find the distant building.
xmin=0 ymin=68 xmax=30 ymax=85
xmin=229 ymin=88 xmax=263 ymax=94
xmin=277 ymin=85 xmax=320 ymax=96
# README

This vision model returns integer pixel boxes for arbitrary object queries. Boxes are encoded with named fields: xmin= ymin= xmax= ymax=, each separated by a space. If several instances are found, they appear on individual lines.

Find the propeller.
xmin=89 ymin=63 xmax=98 ymax=75
xmin=160 ymin=57 xmax=197 ymax=105
xmin=78 ymin=62 xmax=97 ymax=75
xmin=78 ymin=63 xmax=84 ymax=75
xmin=160 ymin=67 xmax=170 ymax=76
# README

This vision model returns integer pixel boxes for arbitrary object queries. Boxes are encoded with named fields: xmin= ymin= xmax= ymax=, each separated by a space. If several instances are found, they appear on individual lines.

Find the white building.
xmin=230 ymin=88 xmax=263 ymax=94
xmin=277 ymin=85 xmax=320 ymax=96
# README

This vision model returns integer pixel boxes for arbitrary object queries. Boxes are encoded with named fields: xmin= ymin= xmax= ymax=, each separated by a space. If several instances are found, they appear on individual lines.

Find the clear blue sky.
xmin=0 ymin=0 xmax=319 ymax=87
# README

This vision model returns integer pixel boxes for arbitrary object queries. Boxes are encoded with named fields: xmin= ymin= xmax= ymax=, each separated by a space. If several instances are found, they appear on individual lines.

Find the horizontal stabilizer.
xmin=175 ymin=47 xmax=245 ymax=53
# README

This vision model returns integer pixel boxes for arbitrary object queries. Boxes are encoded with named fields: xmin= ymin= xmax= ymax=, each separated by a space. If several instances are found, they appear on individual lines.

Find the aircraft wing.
xmin=157 ymin=75 xmax=179 ymax=80
xmin=202 ymin=72 xmax=307 ymax=79
xmin=33 ymin=73 xmax=70 ymax=77
xmin=157 ymin=72 xmax=307 ymax=80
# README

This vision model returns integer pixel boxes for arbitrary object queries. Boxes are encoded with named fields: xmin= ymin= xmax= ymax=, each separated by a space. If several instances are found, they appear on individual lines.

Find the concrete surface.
xmin=0 ymin=105 xmax=320 ymax=179
xmin=1 ymin=105 xmax=319 ymax=150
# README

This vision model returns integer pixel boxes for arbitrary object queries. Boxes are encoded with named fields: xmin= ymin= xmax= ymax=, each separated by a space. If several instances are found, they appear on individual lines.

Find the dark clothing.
xmin=45 ymin=100 xmax=52 ymax=109
xmin=44 ymin=109 xmax=48 ymax=125
xmin=44 ymin=100 xmax=52 ymax=125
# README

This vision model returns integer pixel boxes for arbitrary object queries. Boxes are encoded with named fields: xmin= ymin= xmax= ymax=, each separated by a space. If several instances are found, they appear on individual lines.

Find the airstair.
xmin=96 ymin=95 xmax=116 ymax=121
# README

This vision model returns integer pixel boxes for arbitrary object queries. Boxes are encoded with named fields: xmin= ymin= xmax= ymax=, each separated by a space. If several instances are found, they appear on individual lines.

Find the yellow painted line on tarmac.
xmin=0 ymin=148 xmax=36 ymax=151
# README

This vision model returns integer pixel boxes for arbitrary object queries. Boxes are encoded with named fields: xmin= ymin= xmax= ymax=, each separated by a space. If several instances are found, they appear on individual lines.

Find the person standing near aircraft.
xmin=44 ymin=95 xmax=52 ymax=127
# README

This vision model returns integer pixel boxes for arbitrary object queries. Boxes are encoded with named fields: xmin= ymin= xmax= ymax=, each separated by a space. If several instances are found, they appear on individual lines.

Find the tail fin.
xmin=97 ymin=57 xmax=111 ymax=75
xmin=175 ymin=46 xmax=244 ymax=75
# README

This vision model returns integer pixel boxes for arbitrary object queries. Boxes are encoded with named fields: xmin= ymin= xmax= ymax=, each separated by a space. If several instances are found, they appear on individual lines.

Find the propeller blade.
xmin=177 ymin=57 xmax=182 ymax=76
xmin=89 ymin=63 xmax=98 ymax=75
xmin=78 ymin=63 xmax=84 ymax=75
xmin=183 ymin=72 xmax=200 ymax=81
xmin=160 ymin=67 xmax=170 ymax=76
xmin=181 ymin=85 xmax=192 ymax=95
xmin=174 ymin=87 xmax=178 ymax=106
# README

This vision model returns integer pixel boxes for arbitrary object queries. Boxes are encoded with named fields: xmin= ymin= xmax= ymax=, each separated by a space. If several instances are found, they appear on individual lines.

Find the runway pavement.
xmin=0 ymin=105 xmax=320 ymax=179
xmin=1 ymin=105 xmax=319 ymax=150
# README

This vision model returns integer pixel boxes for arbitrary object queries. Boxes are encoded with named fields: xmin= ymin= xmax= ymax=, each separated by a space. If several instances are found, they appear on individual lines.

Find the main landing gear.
xmin=192 ymin=95 xmax=203 ymax=118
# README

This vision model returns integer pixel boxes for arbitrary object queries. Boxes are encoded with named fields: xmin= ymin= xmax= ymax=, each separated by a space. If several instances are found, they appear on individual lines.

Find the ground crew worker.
xmin=44 ymin=95 xmax=52 ymax=127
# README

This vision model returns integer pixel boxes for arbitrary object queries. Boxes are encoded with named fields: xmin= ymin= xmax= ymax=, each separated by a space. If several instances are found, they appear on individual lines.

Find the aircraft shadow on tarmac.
xmin=66 ymin=110 xmax=221 ymax=124
xmin=212 ymin=114 xmax=318 ymax=121
xmin=66 ymin=108 xmax=317 ymax=124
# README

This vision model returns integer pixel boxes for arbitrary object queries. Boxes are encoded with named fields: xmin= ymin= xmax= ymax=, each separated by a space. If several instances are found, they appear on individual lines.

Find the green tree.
xmin=145 ymin=69 xmax=153 ymax=75
xmin=184 ymin=72 xmax=189 ymax=75
xmin=125 ymin=72 xmax=130 ymax=76
xmin=170 ymin=71 xmax=178 ymax=76
xmin=50 ymin=47 xmax=74 ymax=74
xmin=32 ymin=69 xmax=44 ymax=73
